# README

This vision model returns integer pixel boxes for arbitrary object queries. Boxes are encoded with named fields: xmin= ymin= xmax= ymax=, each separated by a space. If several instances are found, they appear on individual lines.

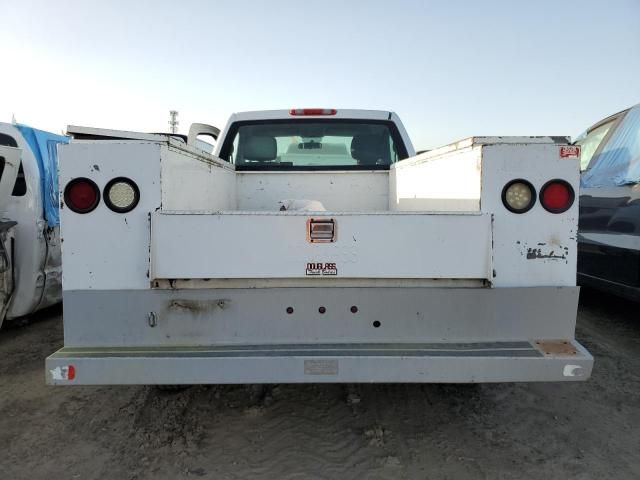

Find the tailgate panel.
xmin=151 ymin=212 xmax=492 ymax=280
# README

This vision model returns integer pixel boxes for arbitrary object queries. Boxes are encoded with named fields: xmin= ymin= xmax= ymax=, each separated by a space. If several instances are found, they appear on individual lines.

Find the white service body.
xmin=47 ymin=110 xmax=593 ymax=385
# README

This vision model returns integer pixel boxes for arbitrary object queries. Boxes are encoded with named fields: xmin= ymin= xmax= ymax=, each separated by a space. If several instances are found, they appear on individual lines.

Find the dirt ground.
xmin=0 ymin=288 xmax=638 ymax=480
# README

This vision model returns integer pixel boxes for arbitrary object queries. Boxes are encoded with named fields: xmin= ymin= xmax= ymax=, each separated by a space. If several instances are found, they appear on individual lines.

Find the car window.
xmin=0 ymin=133 xmax=18 ymax=148
xmin=221 ymin=120 xmax=404 ymax=170
xmin=581 ymin=107 xmax=640 ymax=188
xmin=0 ymin=133 xmax=27 ymax=196
xmin=11 ymin=162 xmax=27 ymax=196
xmin=575 ymin=119 xmax=616 ymax=171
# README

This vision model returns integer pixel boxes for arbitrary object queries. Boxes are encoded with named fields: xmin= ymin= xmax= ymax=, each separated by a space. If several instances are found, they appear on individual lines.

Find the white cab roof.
xmin=229 ymin=109 xmax=393 ymax=122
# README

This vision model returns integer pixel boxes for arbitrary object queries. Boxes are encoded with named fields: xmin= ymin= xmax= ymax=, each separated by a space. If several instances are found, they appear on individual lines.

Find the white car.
xmin=0 ymin=123 xmax=67 ymax=326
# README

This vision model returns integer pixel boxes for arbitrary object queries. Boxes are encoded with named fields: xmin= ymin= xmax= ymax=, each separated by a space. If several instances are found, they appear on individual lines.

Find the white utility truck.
xmin=47 ymin=108 xmax=593 ymax=385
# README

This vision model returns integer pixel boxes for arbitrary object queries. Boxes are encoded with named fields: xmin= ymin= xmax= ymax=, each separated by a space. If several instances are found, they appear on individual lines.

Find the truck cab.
xmin=0 ymin=123 xmax=67 ymax=326
xmin=46 ymin=108 xmax=593 ymax=385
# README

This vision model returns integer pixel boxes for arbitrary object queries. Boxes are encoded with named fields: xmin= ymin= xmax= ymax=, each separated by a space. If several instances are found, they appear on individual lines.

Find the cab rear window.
xmin=220 ymin=120 xmax=407 ymax=170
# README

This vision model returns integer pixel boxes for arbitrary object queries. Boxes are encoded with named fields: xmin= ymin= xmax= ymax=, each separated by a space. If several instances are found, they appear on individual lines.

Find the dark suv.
xmin=577 ymin=104 xmax=640 ymax=300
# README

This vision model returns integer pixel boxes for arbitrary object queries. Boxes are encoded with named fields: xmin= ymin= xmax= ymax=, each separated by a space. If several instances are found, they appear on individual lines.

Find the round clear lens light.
xmin=505 ymin=182 xmax=532 ymax=210
xmin=108 ymin=181 xmax=136 ymax=209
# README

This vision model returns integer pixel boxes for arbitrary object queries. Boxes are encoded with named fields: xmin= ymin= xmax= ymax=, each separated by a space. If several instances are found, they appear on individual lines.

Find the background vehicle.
xmin=46 ymin=108 xmax=592 ymax=385
xmin=0 ymin=123 xmax=67 ymax=327
xmin=576 ymin=104 xmax=640 ymax=301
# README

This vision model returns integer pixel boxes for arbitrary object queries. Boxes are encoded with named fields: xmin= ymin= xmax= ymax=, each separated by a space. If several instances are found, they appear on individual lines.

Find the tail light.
xmin=64 ymin=178 xmax=100 ymax=213
xmin=501 ymin=179 xmax=536 ymax=213
xmin=104 ymin=177 xmax=140 ymax=213
xmin=540 ymin=180 xmax=574 ymax=213
xmin=289 ymin=108 xmax=337 ymax=116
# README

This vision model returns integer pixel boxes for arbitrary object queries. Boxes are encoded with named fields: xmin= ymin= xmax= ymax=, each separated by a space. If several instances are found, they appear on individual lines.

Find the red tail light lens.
xmin=540 ymin=180 xmax=575 ymax=213
xmin=289 ymin=108 xmax=337 ymax=116
xmin=64 ymin=178 xmax=100 ymax=213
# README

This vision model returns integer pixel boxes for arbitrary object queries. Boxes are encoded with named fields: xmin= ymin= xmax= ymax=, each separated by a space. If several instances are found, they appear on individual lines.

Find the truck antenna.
xmin=169 ymin=110 xmax=179 ymax=134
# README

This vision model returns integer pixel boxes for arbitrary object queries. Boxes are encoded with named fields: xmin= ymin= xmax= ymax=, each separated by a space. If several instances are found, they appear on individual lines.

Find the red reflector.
xmin=559 ymin=145 xmax=581 ymax=158
xmin=64 ymin=178 xmax=100 ymax=213
xmin=67 ymin=365 xmax=76 ymax=380
xmin=540 ymin=180 xmax=574 ymax=213
xmin=289 ymin=108 xmax=337 ymax=116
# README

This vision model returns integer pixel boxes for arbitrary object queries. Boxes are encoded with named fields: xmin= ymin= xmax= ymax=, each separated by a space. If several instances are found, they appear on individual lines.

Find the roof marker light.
xmin=289 ymin=108 xmax=337 ymax=116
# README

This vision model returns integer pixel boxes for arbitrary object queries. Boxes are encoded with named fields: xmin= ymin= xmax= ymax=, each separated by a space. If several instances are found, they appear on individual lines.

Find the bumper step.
xmin=46 ymin=341 xmax=593 ymax=385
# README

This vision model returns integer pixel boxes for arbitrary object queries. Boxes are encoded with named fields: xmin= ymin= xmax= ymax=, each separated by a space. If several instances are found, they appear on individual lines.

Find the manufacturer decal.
xmin=306 ymin=262 xmax=338 ymax=276
xmin=559 ymin=145 xmax=580 ymax=159
xmin=304 ymin=359 xmax=339 ymax=375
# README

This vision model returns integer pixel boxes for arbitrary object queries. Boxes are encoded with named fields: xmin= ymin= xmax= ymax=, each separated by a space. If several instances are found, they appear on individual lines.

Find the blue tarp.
xmin=15 ymin=124 xmax=69 ymax=226
xmin=581 ymin=105 xmax=640 ymax=188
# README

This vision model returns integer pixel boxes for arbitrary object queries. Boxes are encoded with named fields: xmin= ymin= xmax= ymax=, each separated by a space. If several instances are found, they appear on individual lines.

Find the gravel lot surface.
xmin=1 ymin=288 xmax=638 ymax=480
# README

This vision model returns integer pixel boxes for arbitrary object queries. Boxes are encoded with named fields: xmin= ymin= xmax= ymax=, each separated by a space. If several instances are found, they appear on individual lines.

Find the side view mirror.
xmin=187 ymin=123 xmax=220 ymax=149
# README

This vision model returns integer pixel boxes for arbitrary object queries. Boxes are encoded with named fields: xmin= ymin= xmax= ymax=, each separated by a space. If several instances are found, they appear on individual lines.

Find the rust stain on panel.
xmin=535 ymin=340 xmax=577 ymax=356
xmin=168 ymin=299 xmax=230 ymax=313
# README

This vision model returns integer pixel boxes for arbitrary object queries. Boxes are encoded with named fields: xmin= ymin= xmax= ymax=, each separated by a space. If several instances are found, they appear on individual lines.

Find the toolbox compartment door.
xmin=150 ymin=211 xmax=492 ymax=280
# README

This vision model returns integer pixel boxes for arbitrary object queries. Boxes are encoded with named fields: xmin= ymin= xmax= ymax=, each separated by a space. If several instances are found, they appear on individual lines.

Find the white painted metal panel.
xmin=160 ymin=145 xmax=236 ymax=211
xmin=150 ymin=212 xmax=492 ymax=279
xmin=59 ymin=142 xmax=161 ymax=291
xmin=47 ymin=339 xmax=593 ymax=384
xmin=228 ymin=109 xmax=392 ymax=122
xmin=67 ymin=125 xmax=175 ymax=142
xmin=236 ymin=171 xmax=389 ymax=211
xmin=390 ymin=146 xmax=481 ymax=211
xmin=480 ymin=143 xmax=579 ymax=287
xmin=62 ymin=287 xmax=577 ymax=347
xmin=414 ymin=137 xmax=568 ymax=162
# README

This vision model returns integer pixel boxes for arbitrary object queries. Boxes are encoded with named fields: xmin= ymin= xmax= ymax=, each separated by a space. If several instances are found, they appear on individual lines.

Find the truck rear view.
xmin=47 ymin=109 xmax=593 ymax=385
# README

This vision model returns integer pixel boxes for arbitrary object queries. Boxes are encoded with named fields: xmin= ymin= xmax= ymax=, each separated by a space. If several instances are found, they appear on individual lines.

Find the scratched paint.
xmin=168 ymin=299 xmax=230 ymax=313
xmin=526 ymin=247 xmax=566 ymax=260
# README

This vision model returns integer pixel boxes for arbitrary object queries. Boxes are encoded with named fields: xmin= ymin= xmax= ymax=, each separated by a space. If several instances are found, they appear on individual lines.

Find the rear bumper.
xmin=46 ymin=340 xmax=593 ymax=385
